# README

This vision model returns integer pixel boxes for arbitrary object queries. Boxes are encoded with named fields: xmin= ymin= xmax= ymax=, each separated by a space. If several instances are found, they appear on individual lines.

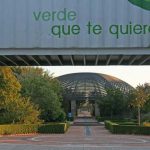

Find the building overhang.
xmin=0 ymin=48 xmax=150 ymax=66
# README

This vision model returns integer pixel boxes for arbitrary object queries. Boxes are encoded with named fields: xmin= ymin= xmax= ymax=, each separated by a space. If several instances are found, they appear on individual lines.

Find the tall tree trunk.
xmin=138 ymin=106 xmax=141 ymax=126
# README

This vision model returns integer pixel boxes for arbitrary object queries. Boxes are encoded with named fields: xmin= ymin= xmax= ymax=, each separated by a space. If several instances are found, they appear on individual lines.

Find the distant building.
xmin=57 ymin=73 xmax=134 ymax=116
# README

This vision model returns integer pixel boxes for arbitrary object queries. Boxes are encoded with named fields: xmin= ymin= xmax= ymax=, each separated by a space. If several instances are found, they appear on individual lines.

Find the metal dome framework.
xmin=58 ymin=73 xmax=133 ymax=101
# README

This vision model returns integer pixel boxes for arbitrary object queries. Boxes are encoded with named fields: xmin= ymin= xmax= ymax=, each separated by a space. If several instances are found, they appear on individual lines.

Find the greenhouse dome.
xmin=58 ymin=72 xmax=133 ymax=101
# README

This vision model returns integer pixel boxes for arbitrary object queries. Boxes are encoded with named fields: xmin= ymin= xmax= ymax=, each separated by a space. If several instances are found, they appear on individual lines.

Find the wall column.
xmin=95 ymin=102 xmax=100 ymax=117
xmin=71 ymin=100 xmax=76 ymax=117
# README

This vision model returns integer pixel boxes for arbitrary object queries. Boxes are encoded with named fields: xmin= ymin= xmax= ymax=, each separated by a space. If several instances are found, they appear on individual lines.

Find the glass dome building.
xmin=58 ymin=72 xmax=133 ymax=101
xmin=57 ymin=73 xmax=134 ymax=116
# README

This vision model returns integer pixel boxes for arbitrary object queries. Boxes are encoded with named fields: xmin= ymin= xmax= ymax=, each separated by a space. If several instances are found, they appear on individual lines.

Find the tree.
xmin=142 ymin=84 xmax=150 ymax=114
xmin=130 ymin=84 xmax=149 ymax=126
xmin=0 ymin=67 xmax=41 ymax=124
xmin=97 ymin=88 xmax=129 ymax=118
xmin=13 ymin=67 xmax=65 ymax=122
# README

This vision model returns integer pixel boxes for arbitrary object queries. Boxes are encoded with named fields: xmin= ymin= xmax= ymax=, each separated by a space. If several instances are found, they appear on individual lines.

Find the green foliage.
xmin=115 ymin=122 xmax=137 ymax=126
xmin=142 ymin=113 xmax=150 ymax=122
xmin=0 ymin=97 xmax=42 ymax=124
xmin=56 ymin=110 xmax=66 ymax=122
xmin=143 ymin=84 xmax=150 ymax=113
xmin=97 ymin=88 xmax=130 ymax=118
xmin=96 ymin=116 xmax=109 ymax=122
xmin=0 ymin=67 xmax=41 ymax=124
xmin=130 ymin=84 xmax=149 ymax=109
xmin=13 ymin=67 xmax=65 ymax=122
xmin=0 ymin=123 xmax=70 ymax=135
xmin=129 ymin=84 xmax=150 ymax=125
xmin=66 ymin=116 xmax=74 ymax=121
xmin=95 ymin=116 xmax=134 ymax=122
xmin=38 ymin=123 xmax=70 ymax=133
xmin=105 ymin=120 xmax=118 ymax=133
xmin=105 ymin=120 xmax=150 ymax=135
xmin=143 ymin=100 xmax=150 ymax=112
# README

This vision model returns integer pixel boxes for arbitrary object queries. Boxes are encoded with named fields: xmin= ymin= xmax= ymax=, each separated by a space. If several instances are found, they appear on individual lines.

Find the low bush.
xmin=96 ymin=117 xmax=107 ymax=122
xmin=142 ymin=113 xmax=150 ymax=122
xmin=105 ymin=120 xmax=150 ymax=135
xmin=38 ymin=123 xmax=70 ymax=134
xmin=0 ymin=123 xmax=70 ymax=135
xmin=115 ymin=122 xmax=138 ymax=126
xmin=96 ymin=116 xmax=135 ymax=123
xmin=67 ymin=117 xmax=74 ymax=122
xmin=105 ymin=120 xmax=118 ymax=133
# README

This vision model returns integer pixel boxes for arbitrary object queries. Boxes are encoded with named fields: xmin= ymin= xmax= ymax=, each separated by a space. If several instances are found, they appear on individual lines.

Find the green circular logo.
xmin=128 ymin=0 xmax=150 ymax=11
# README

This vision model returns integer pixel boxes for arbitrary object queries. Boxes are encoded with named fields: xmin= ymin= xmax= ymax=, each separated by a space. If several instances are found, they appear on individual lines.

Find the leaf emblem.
xmin=128 ymin=0 xmax=150 ymax=11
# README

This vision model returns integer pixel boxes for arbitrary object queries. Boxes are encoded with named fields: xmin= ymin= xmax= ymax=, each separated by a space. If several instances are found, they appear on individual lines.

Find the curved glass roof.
xmin=58 ymin=73 xmax=133 ymax=101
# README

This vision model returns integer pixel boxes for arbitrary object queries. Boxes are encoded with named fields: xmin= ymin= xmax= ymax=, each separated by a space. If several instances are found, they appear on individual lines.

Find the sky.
xmin=43 ymin=66 xmax=150 ymax=88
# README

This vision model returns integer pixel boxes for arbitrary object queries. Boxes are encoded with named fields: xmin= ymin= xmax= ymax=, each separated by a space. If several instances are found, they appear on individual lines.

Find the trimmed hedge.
xmin=96 ymin=116 xmax=136 ymax=123
xmin=0 ymin=123 xmax=70 ymax=135
xmin=38 ymin=123 xmax=70 ymax=134
xmin=105 ymin=121 xmax=118 ymax=133
xmin=67 ymin=116 xmax=74 ymax=122
xmin=105 ymin=120 xmax=150 ymax=135
xmin=115 ymin=122 xmax=138 ymax=126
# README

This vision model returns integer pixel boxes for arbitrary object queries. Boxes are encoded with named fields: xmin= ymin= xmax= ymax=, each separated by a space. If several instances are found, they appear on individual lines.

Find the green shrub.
xmin=105 ymin=120 xmax=150 ymax=135
xmin=115 ymin=122 xmax=138 ymax=126
xmin=38 ymin=123 xmax=69 ymax=134
xmin=0 ymin=123 xmax=70 ymax=135
xmin=96 ymin=116 xmax=135 ymax=122
xmin=142 ymin=113 xmax=150 ymax=122
xmin=105 ymin=120 xmax=118 ymax=133
xmin=67 ymin=116 xmax=74 ymax=121
xmin=113 ymin=125 xmax=150 ymax=135
xmin=96 ymin=117 xmax=106 ymax=122
xmin=56 ymin=111 xmax=66 ymax=122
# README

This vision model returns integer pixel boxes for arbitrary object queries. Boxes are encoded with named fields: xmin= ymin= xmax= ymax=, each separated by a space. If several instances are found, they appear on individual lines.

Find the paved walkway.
xmin=0 ymin=118 xmax=150 ymax=150
xmin=73 ymin=117 xmax=100 ymax=126
xmin=74 ymin=117 xmax=98 ymax=123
